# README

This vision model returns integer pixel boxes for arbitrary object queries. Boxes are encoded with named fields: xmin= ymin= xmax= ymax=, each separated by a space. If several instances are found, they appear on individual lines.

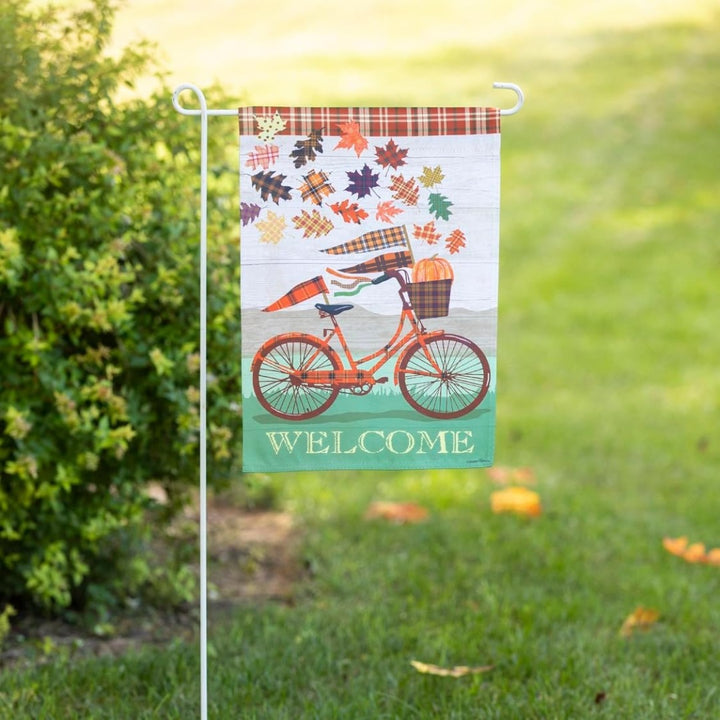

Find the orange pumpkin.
xmin=412 ymin=254 xmax=454 ymax=282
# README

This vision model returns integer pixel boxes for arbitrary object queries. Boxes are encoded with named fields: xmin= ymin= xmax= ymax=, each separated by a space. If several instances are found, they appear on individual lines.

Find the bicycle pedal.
xmin=375 ymin=377 xmax=389 ymax=384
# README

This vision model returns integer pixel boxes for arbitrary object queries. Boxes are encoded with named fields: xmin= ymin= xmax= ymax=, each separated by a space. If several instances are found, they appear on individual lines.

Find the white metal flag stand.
xmin=172 ymin=81 xmax=523 ymax=720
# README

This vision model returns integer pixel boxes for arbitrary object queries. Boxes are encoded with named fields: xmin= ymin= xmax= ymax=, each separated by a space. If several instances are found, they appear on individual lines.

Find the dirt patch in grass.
xmin=1 ymin=500 xmax=304 ymax=669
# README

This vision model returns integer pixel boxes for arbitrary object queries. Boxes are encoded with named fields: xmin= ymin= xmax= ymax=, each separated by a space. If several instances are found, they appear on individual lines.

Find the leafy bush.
xmin=0 ymin=0 xmax=241 ymax=614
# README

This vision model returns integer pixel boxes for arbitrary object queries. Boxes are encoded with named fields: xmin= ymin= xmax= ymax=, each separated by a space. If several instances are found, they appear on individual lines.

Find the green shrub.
xmin=0 ymin=0 xmax=241 ymax=614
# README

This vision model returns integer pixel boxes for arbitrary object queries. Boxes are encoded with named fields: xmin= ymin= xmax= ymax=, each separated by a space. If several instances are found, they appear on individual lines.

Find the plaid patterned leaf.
xmin=255 ymin=211 xmax=286 ymax=245
xmin=428 ymin=192 xmax=453 ymax=220
xmin=375 ymin=201 xmax=403 ymax=223
xmin=290 ymin=129 xmax=324 ymax=169
xmin=418 ymin=165 xmax=444 ymax=188
xmin=298 ymin=170 xmax=335 ymax=206
xmin=255 ymin=111 xmax=287 ymax=142
xmin=330 ymin=199 xmax=368 ymax=224
xmin=445 ymin=229 xmax=467 ymax=254
xmin=240 ymin=202 xmax=262 ymax=226
xmin=390 ymin=174 xmax=420 ymax=206
xmin=292 ymin=209 xmax=334 ymax=238
xmin=345 ymin=164 xmax=380 ymax=199
xmin=245 ymin=144 xmax=279 ymax=170
xmin=413 ymin=220 xmax=442 ymax=245
xmin=251 ymin=170 xmax=292 ymax=204
xmin=375 ymin=139 xmax=408 ymax=170
xmin=334 ymin=120 xmax=368 ymax=157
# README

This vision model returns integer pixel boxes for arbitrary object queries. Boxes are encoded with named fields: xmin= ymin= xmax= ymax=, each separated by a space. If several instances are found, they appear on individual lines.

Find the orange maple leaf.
xmin=413 ymin=221 xmax=442 ymax=245
xmin=364 ymin=501 xmax=429 ymax=524
xmin=334 ymin=121 xmax=368 ymax=157
xmin=389 ymin=174 xmax=419 ymax=206
xmin=706 ymin=548 xmax=720 ymax=566
xmin=375 ymin=201 xmax=403 ymax=223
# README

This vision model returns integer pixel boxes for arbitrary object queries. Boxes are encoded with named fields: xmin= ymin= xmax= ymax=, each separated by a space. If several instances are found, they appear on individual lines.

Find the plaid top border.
xmin=238 ymin=107 xmax=500 ymax=137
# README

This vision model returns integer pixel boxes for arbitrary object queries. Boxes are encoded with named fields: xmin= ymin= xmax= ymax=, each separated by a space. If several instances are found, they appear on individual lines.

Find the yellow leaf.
xmin=410 ymin=660 xmax=494 ymax=677
xmin=490 ymin=486 xmax=542 ymax=517
xmin=364 ymin=501 xmax=429 ymax=524
xmin=620 ymin=606 xmax=660 ymax=637
xmin=662 ymin=536 xmax=688 ymax=557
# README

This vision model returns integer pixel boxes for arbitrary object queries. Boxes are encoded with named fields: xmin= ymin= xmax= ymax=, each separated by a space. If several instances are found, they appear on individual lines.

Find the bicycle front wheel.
xmin=397 ymin=334 xmax=490 ymax=419
xmin=252 ymin=335 xmax=341 ymax=420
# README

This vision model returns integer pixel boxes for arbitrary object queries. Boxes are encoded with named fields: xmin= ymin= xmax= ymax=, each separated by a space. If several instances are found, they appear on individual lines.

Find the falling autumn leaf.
xmin=490 ymin=486 xmax=542 ymax=517
xmin=364 ymin=501 xmax=429 ymax=524
xmin=620 ymin=606 xmax=660 ymax=637
xmin=418 ymin=165 xmax=445 ymax=188
xmin=255 ymin=211 xmax=286 ymax=245
xmin=410 ymin=660 xmax=494 ymax=677
xmin=335 ymin=121 xmax=368 ymax=157
xmin=375 ymin=139 xmax=409 ymax=170
xmin=445 ymin=228 xmax=467 ymax=255
xmin=375 ymin=200 xmax=403 ymax=223
xmin=330 ymin=199 xmax=368 ymax=224
xmin=255 ymin=111 xmax=287 ymax=142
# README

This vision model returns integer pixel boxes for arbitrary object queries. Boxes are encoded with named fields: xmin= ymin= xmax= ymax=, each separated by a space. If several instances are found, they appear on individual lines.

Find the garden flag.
xmin=239 ymin=106 xmax=501 ymax=472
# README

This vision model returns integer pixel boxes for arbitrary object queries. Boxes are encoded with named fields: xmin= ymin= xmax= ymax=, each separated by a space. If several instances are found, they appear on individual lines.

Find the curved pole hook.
xmin=493 ymin=82 xmax=525 ymax=116
xmin=172 ymin=82 xmax=208 ymax=116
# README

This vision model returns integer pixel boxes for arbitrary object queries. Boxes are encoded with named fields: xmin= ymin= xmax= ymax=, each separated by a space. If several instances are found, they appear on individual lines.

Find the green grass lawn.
xmin=3 ymin=1 xmax=720 ymax=717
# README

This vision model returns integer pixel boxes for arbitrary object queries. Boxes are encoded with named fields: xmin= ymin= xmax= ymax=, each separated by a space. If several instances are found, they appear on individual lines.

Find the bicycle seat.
xmin=315 ymin=303 xmax=354 ymax=316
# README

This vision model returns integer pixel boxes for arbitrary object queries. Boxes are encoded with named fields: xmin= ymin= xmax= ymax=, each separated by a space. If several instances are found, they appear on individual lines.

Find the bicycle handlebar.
xmin=382 ymin=269 xmax=410 ymax=291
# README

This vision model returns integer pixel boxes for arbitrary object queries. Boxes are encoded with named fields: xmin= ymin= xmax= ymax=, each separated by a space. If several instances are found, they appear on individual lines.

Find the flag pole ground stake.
xmin=172 ymin=81 xmax=523 ymax=720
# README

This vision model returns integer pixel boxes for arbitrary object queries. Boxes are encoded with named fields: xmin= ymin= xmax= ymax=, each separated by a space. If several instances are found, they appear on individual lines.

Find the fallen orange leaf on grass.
xmin=663 ymin=536 xmax=720 ymax=565
xmin=490 ymin=486 xmax=542 ymax=517
xmin=364 ymin=501 xmax=429 ymax=524
xmin=662 ymin=536 xmax=688 ymax=557
xmin=410 ymin=660 xmax=494 ymax=677
xmin=620 ymin=606 xmax=660 ymax=638
xmin=683 ymin=542 xmax=707 ymax=563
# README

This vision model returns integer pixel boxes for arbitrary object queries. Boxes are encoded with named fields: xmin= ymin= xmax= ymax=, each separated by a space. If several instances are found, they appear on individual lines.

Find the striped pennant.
xmin=321 ymin=225 xmax=409 ymax=255
xmin=262 ymin=275 xmax=329 ymax=312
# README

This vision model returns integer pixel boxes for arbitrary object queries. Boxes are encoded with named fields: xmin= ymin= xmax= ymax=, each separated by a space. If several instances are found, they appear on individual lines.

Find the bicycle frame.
xmin=318 ymin=307 xmax=442 ymax=383
xmin=287 ymin=270 xmax=444 ymax=389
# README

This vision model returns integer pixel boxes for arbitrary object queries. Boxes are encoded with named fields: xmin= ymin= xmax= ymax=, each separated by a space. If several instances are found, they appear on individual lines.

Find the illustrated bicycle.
xmin=251 ymin=269 xmax=491 ymax=420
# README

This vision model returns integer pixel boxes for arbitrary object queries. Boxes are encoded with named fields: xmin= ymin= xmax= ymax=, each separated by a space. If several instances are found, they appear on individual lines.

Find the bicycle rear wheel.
xmin=252 ymin=335 xmax=341 ymax=420
xmin=397 ymin=334 xmax=490 ymax=419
